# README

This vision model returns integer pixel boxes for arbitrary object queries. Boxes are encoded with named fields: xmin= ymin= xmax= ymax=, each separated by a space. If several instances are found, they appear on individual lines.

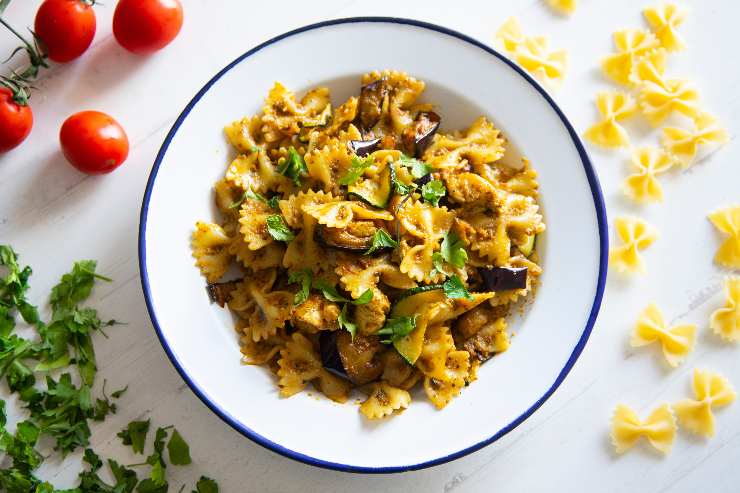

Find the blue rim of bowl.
xmin=138 ymin=16 xmax=608 ymax=474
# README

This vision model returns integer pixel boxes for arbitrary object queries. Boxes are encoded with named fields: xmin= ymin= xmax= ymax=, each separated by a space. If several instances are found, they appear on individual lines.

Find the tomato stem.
xmin=0 ymin=15 xmax=48 ymax=105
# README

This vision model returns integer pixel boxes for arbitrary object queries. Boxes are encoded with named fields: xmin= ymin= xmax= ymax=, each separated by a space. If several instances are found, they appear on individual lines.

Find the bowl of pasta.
xmin=139 ymin=18 xmax=608 ymax=472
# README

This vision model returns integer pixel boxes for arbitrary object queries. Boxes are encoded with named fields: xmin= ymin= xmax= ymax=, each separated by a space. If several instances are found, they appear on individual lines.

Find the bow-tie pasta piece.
xmin=643 ymin=3 xmax=688 ymax=52
xmin=514 ymin=36 xmax=568 ymax=88
xmin=602 ymin=29 xmax=660 ymax=86
xmin=276 ymin=332 xmax=324 ymax=397
xmin=302 ymin=200 xmax=393 ymax=229
xmin=708 ymin=205 xmax=740 ymax=269
xmin=673 ymin=369 xmax=736 ymax=437
xmin=359 ymin=381 xmax=411 ymax=419
xmin=545 ymin=0 xmax=577 ymax=15
xmin=710 ymin=277 xmax=740 ymax=342
xmin=638 ymin=71 xmax=701 ymax=127
xmin=228 ymin=270 xmax=293 ymax=342
xmin=191 ymin=221 xmax=232 ymax=282
xmin=609 ymin=216 xmax=658 ymax=274
xmin=495 ymin=17 xmax=526 ymax=52
xmin=623 ymin=147 xmax=674 ymax=203
xmin=629 ymin=48 xmax=667 ymax=86
xmin=611 ymin=403 xmax=677 ymax=454
xmin=631 ymin=303 xmax=696 ymax=367
xmin=584 ymin=92 xmax=638 ymax=148
xmin=662 ymin=114 xmax=729 ymax=168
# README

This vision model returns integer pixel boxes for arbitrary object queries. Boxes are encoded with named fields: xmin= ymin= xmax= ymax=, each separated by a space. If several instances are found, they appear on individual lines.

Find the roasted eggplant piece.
xmin=357 ymin=78 xmax=388 ymax=130
xmin=348 ymin=138 xmax=381 ymax=157
xmin=206 ymin=279 xmax=241 ymax=307
xmin=336 ymin=331 xmax=384 ymax=385
xmin=402 ymin=111 xmax=440 ymax=157
xmin=480 ymin=266 xmax=528 ymax=291
xmin=316 ymin=221 xmax=377 ymax=252
xmin=319 ymin=330 xmax=347 ymax=379
xmin=414 ymin=173 xmax=432 ymax=187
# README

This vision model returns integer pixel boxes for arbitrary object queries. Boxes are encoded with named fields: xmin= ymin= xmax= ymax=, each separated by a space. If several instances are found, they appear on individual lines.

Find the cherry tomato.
xmin=113 ymin=0 xmax=183 ymax=54
xmin=34 ymin=0 xmax=96 ymax=63
xmin=60 ymin=111 xmax=129 ymax=174
xmin=0 ymin=88 xmax=33 ymax=153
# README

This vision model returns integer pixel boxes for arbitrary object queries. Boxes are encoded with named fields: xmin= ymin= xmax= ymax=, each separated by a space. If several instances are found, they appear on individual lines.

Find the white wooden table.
xmin=1 ymin=0 xmax=739 ymax=491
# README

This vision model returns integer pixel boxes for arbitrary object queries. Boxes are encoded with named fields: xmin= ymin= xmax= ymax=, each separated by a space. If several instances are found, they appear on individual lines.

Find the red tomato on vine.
xmin=0 ymin=88 xmax=33 ymax=153
xmin=34 ymin=0 xmax=97 ymax=63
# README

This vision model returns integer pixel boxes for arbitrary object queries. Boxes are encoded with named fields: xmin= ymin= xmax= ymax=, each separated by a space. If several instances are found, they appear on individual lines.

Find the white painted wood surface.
xmin=1 ymin=0 xmax=738 ymax=491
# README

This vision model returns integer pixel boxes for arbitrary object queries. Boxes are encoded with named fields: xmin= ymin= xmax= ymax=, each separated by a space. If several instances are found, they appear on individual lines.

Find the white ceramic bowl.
xmin=139 ymin=18 xmax=607 ymax=473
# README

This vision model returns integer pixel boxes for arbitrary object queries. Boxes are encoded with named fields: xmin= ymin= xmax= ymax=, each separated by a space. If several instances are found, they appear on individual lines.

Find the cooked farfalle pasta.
xmin=710 ymin=277 xmax=740 ymax=342
xmin=584 ymin=92 xmax=638 ymax=148
xmin=708 ymin=205 xmax=740 ymax=269
xmin=630 ymin=303 xmax=696 ymax=367
xmin=610 ymin=404 xmax=677 ymax=454
xmin=359 ymin=381 xmax=411 ymax=419
xmin=601 ymin=29 xmax=660 ymax=86
xmin=191 ymin=222 xmax=232 ymax=282
xmin=545 ymin=0 xmax=577 ymax=15
xmin=661 ymin=114 xmax=729 ymax=168
xmin=609 ymin=216 xmax=658 ymax=274
xmin=191 ymin=71 xmax=545 ymax=417
xmin=643 ymin=3 xmax=687 ymax=52
xmin=673 ymin=368 xmax=736 ymax=437
xmin=623 ymin=147 xmax=674 ymax=203
xmin=495 ymin=19 xmax=568 ymax=88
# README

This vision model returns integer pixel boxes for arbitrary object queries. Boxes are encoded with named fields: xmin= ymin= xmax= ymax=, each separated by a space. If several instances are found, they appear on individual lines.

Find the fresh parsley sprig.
xmin=421 ymin=179 xmax=446 ymax=206
xmin=265 ymin=215 xmax=295 ymax=242
xmin=278 ymin=147 xmax=308 ymax=186
xmin=228 ymin=189 xmax=279 ymax=210
xmin=364 ymin=229 xmax=398 ymax=255
xmin=442 ymin=275 xmax=473 ymax=300
xmin=339 ymin=155 xmax=374 ymax=186
xmin=377 ymin=316 xmax=417 ymax=344
xmin=398 ymin=154 xmax=432 ymax=179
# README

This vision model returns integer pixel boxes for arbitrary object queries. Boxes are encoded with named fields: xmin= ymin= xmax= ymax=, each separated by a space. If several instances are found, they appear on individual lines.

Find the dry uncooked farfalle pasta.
xmin=710 ymin=277 xmax=740 ymax=342
xmin=494 ymin=18 xmax=567 ymax=88
xmin=673 ymin=368 xmax=736 ymax=437
xmin=636 ymin=66 xmax=701 ymax=126
xmin=623 ymin=147 xmax=674 ymax=203
xmin=661 ymin=114 xmax=729 ymax=168
xmin=610 ymin=403 xmax=677 ymax=454
xmin=643 ymin=3 xmax=688 ymax=52
xmin=609 ymin=216 xmax=658 ymax=274
xmin=584 ymin=91 xmax=638 ymax=148
xmin=629 ymin=47 xmax=667 ymax=86
xmin=708 ymin=205 xmax=740 ymax=269
xmin=601 ymin=29 xmax=660 ymax=86
xmin=495 ymin=16 xmax=526 ymax=52
xmin=514 ymin=36 xmax=568 ymax=88
xmin=545 ymin=0 xmax=577 ymax=15
xmin=631 ymin=303 xmax=696 ymax=367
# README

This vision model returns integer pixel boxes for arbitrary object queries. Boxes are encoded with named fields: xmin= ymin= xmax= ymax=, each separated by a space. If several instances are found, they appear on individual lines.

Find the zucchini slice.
xmin=391 ymin=289 xmax=445 ymax=365
xmin=517 ymin=234 xmax=536 ymax=257
xmin=348 ymin=165 xmax=392 ymax=208
xmin=302 ymin=103 xmax=332 ymax=128
xmin=390 ymin=289 xmax=494 ymax=364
